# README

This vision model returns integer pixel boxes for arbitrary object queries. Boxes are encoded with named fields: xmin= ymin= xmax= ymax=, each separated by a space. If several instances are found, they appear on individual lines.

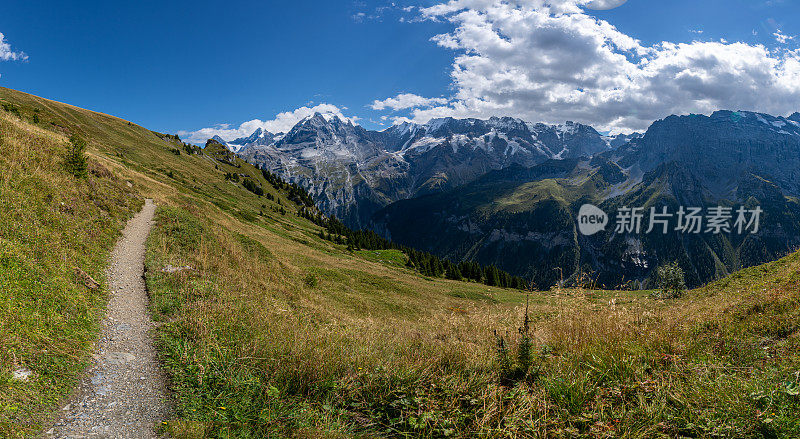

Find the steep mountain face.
xmin=526 ymin=121 xmax=612 ymax=159
xmin=371 ymin=110 xmax=800 ymax=288
xmin=578 ymin=163 xmax=800 ymax=288
xmin=237 ymin=114 xmax=626 ymax=226
xmin=213 ymin=129 xmax=284 ymax=153
xmin=632 ymin=110 xmax=800 ymax=197
xmin=241 ymin=114 xmax=411 ymax=226
xmin=605 ymin=132 xmax=643 ymax=149
xmin=230 ymin=128 xmax=283 ymax=150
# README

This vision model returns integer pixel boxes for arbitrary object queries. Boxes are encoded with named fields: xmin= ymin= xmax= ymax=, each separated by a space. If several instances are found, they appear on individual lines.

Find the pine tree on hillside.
xmin=64 ymin=135 xmax=88 ymax=178
xmin=485 ymin=265 xmax=501 ymax=287
xmin=445 ymin=262 xmax=463 ymax=280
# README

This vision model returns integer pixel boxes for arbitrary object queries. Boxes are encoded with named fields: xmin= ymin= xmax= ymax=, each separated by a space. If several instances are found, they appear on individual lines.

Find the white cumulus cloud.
xmin=370 ymin=93 xmax=449 ymax=111
xmin=378 ymin=0 xmax=800 ymax=133
xmin=179 ymin=103 xmax=356 ymax=145
xmin=585 ymin=0 xmax=627 ymax=11
xmin=0 ymin=32 xmax=27 ymax=62
xmin=774 ymin=30 xmax=795 ymax=44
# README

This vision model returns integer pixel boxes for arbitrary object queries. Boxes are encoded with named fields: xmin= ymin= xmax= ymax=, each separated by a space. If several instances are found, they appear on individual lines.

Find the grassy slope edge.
xmin=1 ymin=87 xmax=799 ymax=438
xmin=0 ymin=104 xmax=142 ymax=436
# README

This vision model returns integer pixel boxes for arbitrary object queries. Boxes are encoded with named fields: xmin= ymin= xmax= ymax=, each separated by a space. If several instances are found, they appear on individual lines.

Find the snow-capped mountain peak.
xmin=296 ymin=112 xmax=353 ymax=129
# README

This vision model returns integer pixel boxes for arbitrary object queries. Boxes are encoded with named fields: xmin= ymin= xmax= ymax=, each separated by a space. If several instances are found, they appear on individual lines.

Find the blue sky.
xmin=1 ymin=0 xmax=799 ymax=142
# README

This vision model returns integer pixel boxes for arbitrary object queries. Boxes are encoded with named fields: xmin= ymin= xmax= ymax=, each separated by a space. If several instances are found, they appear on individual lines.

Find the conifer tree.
xmin=64 ymin=135 xmax=88 ymax=178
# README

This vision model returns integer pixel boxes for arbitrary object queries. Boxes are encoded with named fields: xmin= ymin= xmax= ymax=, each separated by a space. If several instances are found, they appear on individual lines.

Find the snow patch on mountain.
xmin=404 ymin=136 xmax=446 ymax=155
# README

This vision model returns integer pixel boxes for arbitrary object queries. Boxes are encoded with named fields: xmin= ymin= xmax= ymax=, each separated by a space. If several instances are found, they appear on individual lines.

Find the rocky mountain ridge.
xmin=224 ymin=114 xmax=634 ymax=226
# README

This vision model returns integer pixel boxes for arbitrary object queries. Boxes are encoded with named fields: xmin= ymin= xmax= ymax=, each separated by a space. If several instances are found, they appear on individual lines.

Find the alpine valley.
xmin=218 ymin=110 xmax=800 ymax=288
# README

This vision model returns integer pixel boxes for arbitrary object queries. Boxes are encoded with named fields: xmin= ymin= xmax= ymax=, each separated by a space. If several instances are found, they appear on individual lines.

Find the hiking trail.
xmin=48 ymin=199 xmax=169 ymax=438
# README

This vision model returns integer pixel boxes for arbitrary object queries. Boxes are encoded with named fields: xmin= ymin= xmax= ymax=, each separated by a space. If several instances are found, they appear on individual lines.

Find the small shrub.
xmin=494 ymin=298 xmax=538 ymax=384
xmin=242 ymin=179 xmax=264 ymax=197
xmin=1 ymin=103 xmax=21 ymax=118
xmin=653 ymin=261 xmax=686 ymax=299
xmin=183 ymin=143 xmax=200 ymax=155
xmin=494 ymin=331 xmax=513 ymax=381
xmin=304 ymin=274 xmax=318 ymax=288
xmin=64 ymin=135 xmax=88 ymax=178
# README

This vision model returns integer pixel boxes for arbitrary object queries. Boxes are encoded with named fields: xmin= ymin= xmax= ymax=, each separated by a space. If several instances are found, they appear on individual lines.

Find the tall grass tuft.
xmin=516 ymin=297 xmax=534 ymax=375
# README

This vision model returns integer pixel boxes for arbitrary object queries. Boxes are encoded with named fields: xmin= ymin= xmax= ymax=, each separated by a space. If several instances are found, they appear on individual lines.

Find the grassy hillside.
xmin=0 ymin=101 xmax=143 ymax=436
xmin=1 ymin=87 xmax=799 ymax=438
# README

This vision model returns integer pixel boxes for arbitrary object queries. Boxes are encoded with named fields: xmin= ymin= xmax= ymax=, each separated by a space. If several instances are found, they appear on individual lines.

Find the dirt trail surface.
xmin=48 ymin=199 xmax=170 ymax=438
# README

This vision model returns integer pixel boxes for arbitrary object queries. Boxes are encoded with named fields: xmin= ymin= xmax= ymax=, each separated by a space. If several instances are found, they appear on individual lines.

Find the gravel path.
xmin=48 ymin=199 xmax=170 ymax=438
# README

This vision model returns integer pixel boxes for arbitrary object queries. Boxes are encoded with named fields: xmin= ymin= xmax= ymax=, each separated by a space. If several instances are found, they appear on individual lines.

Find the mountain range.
xmin=214 ymin=114 xmax=636 ymax=226
xmin=213 ymin=110 xmax=800 ymax=288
